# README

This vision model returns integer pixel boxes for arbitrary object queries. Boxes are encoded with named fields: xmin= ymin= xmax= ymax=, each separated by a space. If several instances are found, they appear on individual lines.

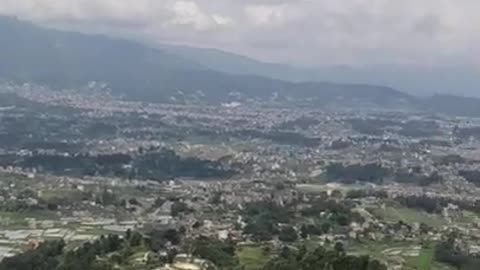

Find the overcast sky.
xmin=1 ymin=0 xmax=480 ymax=68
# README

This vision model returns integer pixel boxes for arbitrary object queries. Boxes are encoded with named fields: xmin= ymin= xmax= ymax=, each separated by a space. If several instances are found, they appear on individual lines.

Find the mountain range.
xmin=161 ymin=44 xmax=480 ymax=98
xmin=1 ymin=16 xmax=479 ymax=116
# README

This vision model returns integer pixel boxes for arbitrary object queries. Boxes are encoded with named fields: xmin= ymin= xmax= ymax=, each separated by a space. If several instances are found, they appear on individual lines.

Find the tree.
xmin=146 ymin=229 xmax=180 ymax=252
xmin=279 ymin=227 xmax=298 ymax=243
xmin=129 ymin=231 xmax=143 ymax=247
xmin=300 ymin=225 xmax=308 ymax=239
xmin=125 ymin=229 xmax=132 ymax=241
xmin=331 ymin=190 xmax=343 ymax=199
xmin=321 ymin=222 xmax=331 ymax=234
xmin=192 ymin=236 xmax=238 ymax=268
xmin=171 ymin=201 xmax=192 ymax=217
xmin=209 ymin=192 xmax=222 ymax=205
xmin=263 ymin=244 xmax=387 ymax=270
xmin=334 ymin=242 xmax=345 ymax=255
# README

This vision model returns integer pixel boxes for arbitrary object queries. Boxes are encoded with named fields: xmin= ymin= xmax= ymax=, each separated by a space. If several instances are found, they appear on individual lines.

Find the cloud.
xmin=0 ymin=0 xmax=479 ymax=67
xmin=244 ymin=4 xmax=291 ymax=26
xmin=165 ymin=1 xmax=217 ymax=31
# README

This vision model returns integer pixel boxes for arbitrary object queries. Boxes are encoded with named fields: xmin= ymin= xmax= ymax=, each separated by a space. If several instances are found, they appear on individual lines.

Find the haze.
xmin=1 ymin=0 xmax=479 ymax=96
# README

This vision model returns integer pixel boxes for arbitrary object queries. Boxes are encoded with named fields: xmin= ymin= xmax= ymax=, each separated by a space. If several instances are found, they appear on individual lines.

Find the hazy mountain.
xmin=0 ymin=16 xmax=411 ymax=108
xmin=158 ymin=44 xmax=305 ymax=80
xmin=2 ymin=16 xmax=480 ymax=116
xmin=160 ymin=45 xmax=480 ymax=98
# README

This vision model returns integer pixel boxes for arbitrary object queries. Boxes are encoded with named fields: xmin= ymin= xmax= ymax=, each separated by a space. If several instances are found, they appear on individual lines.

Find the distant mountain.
xmin=160 ymin=44 xmax=480 ymax=98
xmin=0 ymin=16 xmax=411 ymax=108
xmin=420 ymin=95 xmax=480 ymax=117
xmin=158 ymin=44 xmax=306 ymax=80
xmin=1 ymin=16 xmax=480 ymax=116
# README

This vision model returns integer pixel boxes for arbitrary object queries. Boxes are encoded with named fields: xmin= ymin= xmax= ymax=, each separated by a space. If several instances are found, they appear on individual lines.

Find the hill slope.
xmin=0 ymin=16 xmax=411 ymax=107
xmin=161 ymin=44 xmax=480 ymax=98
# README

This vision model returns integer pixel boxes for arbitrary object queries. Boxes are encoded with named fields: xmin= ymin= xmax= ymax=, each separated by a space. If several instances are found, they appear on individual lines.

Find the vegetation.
xmin=406 ymin=244 xmax=435 ymax=270
xmin=0 ymin=16 xmax=413 ymax=108
xmin=459 ymin=170 xmax=480 ymax=186
xmin=192 ymin=236 xmax=238 ymax=269
xmin=242 ymin=201 xmax=291 ymax=242
xmin=370 ymin=206 xmax=446 ymax=229
xmin=300 ymin=198 xmax=365 ymax=227
xmin=434 ymin=233 xmax=480 ymax=269
xmin=394 ymin=194 xmax=480 ymax=216
xmin=263 ymin=244 xmax=387 ymax=270
xmin=326 ymin=163 xmax=390 ymax=184
xmin=237 ymin=246 xmax=270 ymax=270
xmin=347 ymin=118 xmax=443 ymax=138
xmin=455 ymin=126 xmax=480 ymax=139
xmin=239 ymin=130 xmax=321 ymax=147
xmin=12 ymin=148 xmax=235 ymax=180
xmin=0 ymin=234 xmax=128 ymax=270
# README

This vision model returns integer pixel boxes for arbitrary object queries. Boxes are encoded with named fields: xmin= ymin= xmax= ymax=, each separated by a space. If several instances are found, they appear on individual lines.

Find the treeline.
xmin=459 ymin=170 xmax=480 ymax=186
xmin=242 ymin=201 xmax=292 ymax=242
xmin=326 ymin=163 xmax=390 ymax=184
xmin=346 ymin=189 xmax=388 ymax=199
xmin=435 ymin=233 xmax=480 ymax=269
xmin=0 ymin=229 xmax=245 ymax=270
xmin=195 ymin=128 xmax=322 ymax=147
xmin=237 ymin=129 xmax=321 ymax=147
xmin=22 ymin=141 xmax=82 ymax=152
xmin=275 ymin=116 xmax=320 ymax=130
xmin=396 ymin=195 xmax=445 ymax=214
xmin=11 ymin=148 xmax=235 ymax=180
xmin=395 ymin=195 xmax=480 ymax=214
xmin=300 ymin=198 xmax=365 ymax=228
xmin=348 ymin=118 xmax=442 ymax=138
xmin=455 ymin=126 xmax=480 ymax=140
xmin=394 ymin=171 xmax=444 ymax=187
xmin=326 ymin=163 xmax=443 ymax=187
xmin=0 ymin=233 xmax=141 ymax=270
xmin=242 ymin=198 xmax=365 ymax=242
xmin=397 ymin=120 xmax=441 ymax=138
xmin=263 ymin=244 xmax=387 ymax=270
xmin=437 ymin=154 xmax=467 ymax=165
xmin=348 ymin=118 xmax=398 ymax=136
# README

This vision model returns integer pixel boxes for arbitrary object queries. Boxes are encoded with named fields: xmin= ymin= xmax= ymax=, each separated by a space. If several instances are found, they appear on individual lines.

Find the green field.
xmin=295 ymin=183 xmax=360 ymax=194
xmin=237 ymin=246 xmax=270 ymax=270
xmin=0 ymin=210 xmax=58 ymax=229
xmin=349 ymin=241 xmax=457 ymax=270
xmin=405 ymin=244 xmax=434 ymax=270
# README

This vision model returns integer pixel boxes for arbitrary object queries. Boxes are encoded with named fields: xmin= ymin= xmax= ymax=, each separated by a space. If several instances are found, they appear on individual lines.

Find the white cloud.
xmin=244 ymin=4 xmax=290 ymax=26
xmin=0 ymin=0 xmax=479 ymax=67
xmin=212 ymin=15 xmax=232 ymax=26
xmin=166 ymin=1 xmax=215 ymax=31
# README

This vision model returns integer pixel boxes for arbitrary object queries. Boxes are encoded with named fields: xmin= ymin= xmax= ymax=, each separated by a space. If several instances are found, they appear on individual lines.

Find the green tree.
xmin=279 ymin=227 xmax=298 ymax=243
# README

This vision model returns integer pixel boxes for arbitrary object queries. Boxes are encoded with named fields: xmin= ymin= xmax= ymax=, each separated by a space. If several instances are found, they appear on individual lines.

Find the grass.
xmin=237 ymin=246 xmax=270 ymax=270
xmin=349 ymin=240 xmax=430 ymax=269
xmin=0 ymin=210 xmax=58 ymax=229
xmin=405 ymin=244 xmax=434 ymax=270
xmin=39 ymin=188 xmax=86 ymax=203
xmin=127 ymin=245 xmax=150 ymax=265
xmin=455 ymin=211 xmax=480 ymax=225
xmin=350 ymin=241 xmax=456 ymax=270
xmin=431 ymin=262 xmax=457 ymax=270
xmin=295 ymin=183 xmax=360 ymax=194
xmin=349 ymin=240 xmax=407 ymax=259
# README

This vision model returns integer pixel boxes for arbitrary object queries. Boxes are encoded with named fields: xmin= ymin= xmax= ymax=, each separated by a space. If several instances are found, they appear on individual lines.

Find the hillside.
xmin=0 ymin=16 xmax=411 ymax=107
xmin=161 ymin=45 xmax=480 ymax=99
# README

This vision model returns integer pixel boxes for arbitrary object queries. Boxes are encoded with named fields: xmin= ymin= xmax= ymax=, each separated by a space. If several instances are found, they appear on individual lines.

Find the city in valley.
xmin=1 ymin=83 xmax=480 ymax=270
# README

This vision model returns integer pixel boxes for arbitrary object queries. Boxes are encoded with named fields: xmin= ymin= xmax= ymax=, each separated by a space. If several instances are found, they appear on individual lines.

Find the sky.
xmin=1 ymin=0 xmax=480 ymax=69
